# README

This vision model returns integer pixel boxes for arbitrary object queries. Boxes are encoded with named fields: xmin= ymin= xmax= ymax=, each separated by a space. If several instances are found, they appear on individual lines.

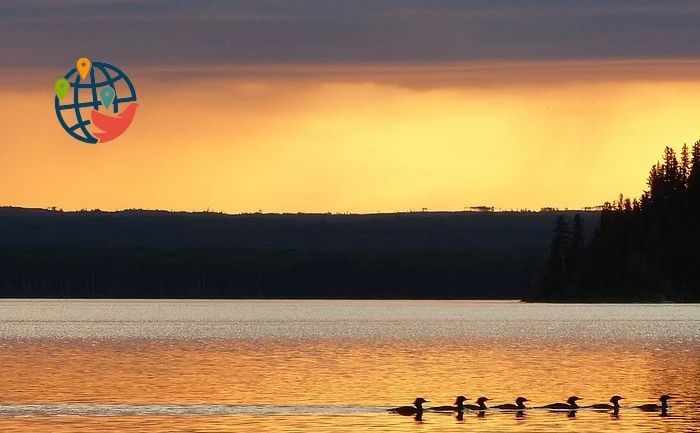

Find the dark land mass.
xmin=0 ymin=209 xmax=598 ymax=299
xmin=529 ymin=141 xmax=700 ymax=303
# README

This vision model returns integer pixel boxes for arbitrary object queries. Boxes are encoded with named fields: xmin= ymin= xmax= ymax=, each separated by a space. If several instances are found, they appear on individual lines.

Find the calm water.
xmin=0 ymin=300 xmax=698 ymax=432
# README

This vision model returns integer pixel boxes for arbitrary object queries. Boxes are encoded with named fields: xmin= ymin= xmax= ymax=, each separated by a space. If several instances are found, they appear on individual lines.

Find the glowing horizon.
xmin=3 ymin=58 xmax=700 ymax=214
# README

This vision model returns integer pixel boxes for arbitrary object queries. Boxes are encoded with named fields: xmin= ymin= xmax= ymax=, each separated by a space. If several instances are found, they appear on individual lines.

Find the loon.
xmin=427 ymin=396 xmax=468 ymax=412
xmin=464 ymin=396 xmax=489 ymax=410
xmin=493 ymin=397 xmax=529 ymax=410
xmin=638 ymin=395 xmax=672 ymax=412
xmin=587 ymin=395 xmax=623 ymax=410
xmin=537 ymin=396 xmax=581 ymax=410
xmin=388 ymin=398 xmax=429 ymax=416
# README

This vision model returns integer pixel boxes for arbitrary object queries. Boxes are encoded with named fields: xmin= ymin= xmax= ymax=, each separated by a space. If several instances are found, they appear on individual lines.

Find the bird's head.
xmin=455 ymin=396 xmax=469 ymax=404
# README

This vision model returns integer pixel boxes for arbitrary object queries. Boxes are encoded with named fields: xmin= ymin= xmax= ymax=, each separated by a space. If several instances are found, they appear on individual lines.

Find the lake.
xmin=0 ymin=300 xmax=698 ymax=432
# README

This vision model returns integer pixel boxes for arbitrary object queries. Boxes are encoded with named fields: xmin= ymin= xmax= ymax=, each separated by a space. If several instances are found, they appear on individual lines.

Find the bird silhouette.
xmin=493 ymin=397 xmax=529 ymax=410
xmin=537 ymin=396 xmax=581 ymax=410
xmin=638 ymin=395 xmax=672 ymax=412
xmin=464 ymin=396 xmax=489 ymax=410
xmin=587 ymin=395 xmax=624 ymax=410
xmin=427 ymin=396 xmax=468 ymax=412
xmin=387 ymin=397 xmax=429 ymax=416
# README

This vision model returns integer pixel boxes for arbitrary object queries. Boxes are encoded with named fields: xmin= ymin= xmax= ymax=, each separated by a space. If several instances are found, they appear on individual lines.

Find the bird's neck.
xmin=478 ymin=401 xmax=487 ymax=409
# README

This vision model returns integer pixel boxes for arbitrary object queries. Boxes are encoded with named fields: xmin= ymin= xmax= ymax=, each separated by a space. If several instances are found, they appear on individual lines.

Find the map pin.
xmin=100 ymin=87 xmax=115 ymax=109
xmin=55 ymin=78 xmax=69 ymax=100
xmin=77 ymin=57 xmax=91 ymax=80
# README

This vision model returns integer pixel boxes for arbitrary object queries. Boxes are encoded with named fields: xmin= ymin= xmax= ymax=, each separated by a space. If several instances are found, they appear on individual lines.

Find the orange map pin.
xmin=77 ymin=58 xmax=91 ymax=80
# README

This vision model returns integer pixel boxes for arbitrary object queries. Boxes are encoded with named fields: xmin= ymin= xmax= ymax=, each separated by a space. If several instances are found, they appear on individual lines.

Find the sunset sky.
xmin=2 ymin=1 xmax=700 ymax=213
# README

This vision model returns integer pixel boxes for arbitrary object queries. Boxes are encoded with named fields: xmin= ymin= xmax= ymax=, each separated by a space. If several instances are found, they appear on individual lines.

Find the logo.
xmin=54 ymin=58 xmax=138 ymax=144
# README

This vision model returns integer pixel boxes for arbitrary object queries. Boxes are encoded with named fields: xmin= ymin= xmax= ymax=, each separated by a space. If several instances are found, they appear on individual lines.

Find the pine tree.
xmin=688 ymin=141 xmax=700 ymax=212
xmin=645 ymin=162 xmax=663 ymax=209
xmin=662 ymin=146 xmax=684 ymax=208
xmin=681 ymin=144 xmax=690 ymax=187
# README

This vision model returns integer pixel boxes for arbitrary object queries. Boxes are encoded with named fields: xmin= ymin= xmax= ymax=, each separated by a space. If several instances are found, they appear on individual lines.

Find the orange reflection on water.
xmin=0 ymin=338 xmax=698 ymax=432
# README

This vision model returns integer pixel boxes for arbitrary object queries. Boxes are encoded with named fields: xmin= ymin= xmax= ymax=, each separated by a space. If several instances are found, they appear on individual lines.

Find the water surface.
xmin=0 ymin=300 xmax=698 ymax=432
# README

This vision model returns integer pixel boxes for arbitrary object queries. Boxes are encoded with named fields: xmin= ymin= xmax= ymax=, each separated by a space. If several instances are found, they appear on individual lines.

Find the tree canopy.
xmin=529 ymin=141 xmax=700 ymax=302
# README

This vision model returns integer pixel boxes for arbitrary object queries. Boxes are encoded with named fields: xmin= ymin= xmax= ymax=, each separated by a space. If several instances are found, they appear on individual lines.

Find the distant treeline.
xmin=0 ymin=248 xmax=538 ymax=299
xmin=0 ymin=209 xmax=595 ymax=251
xmin=0 ymin=210 xmax=605 ymax=299
xmin=0 ymin=205 xmax=608 ymax=299
xmin=530 ymin=141 xmax=700 ymax=302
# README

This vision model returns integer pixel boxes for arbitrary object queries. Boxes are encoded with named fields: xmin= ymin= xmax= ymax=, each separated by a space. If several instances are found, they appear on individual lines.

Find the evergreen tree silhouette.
xmin=688 ymin=141 xmax=700 ymax=213
xmin=534 ymin=215 xmax=571 ymax=300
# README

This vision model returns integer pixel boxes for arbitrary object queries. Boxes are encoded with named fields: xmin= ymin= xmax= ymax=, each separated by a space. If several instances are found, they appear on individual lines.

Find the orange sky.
xmin=2 ymin=59 xmax=700 ymax=213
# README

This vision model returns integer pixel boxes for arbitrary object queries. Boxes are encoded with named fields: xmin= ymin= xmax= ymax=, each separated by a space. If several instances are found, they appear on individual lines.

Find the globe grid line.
xmin=88 ymin=66 xmax=99 ymax=111
xmin=71 ymin=69 xmax=92 ymax=143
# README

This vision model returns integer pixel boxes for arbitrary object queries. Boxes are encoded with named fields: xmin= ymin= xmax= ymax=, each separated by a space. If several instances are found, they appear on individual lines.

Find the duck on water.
xmin=638 ymin=395 xmax=672 ymax=412
xmin=586 ymin=395 xmax=624 ymax=411
xmin=536 ymin=396 xmax=581 ymax=410
xmin=387 ymin=398 xmax=428 ymax=416
xmin=464 ymin=396 xmax=489 ymax=411
xmin=426 ymin=396 xmax=468 ymax=412
xmin=493 ymin=397 xmax=529 ymax=410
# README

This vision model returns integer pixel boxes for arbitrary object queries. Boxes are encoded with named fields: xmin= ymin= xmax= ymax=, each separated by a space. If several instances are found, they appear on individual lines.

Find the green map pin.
xmin=55 ymin=78 xmax=69 ymax=100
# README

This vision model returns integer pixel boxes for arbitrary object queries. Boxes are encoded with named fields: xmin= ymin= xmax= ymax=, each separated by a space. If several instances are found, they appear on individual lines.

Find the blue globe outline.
xmin=54 ymin=61 xmax=138 ymax=144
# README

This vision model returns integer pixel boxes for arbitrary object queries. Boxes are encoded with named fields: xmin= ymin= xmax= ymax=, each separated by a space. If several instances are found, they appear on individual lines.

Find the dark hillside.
xmin=0 ymin=208 xmax=598 ymax=299
xmin=0 ymin=208 xmax=597 ymax=251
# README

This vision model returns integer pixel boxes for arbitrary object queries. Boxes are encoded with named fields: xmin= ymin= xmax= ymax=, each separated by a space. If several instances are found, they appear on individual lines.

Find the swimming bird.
xmin=638 ymin=395 xmax=672 ymax=412
xmin=427 ymin=396 xmax=468 ymax=412
xmin=493 ymin=397 xmax=529 ymax=410
xmin=387 ymin=398 xmax=429 ymax=416
xmin=537 ymin=396 xmax=581 ymax=410
xmin=464 ymin=396 xmax=489 ymax=410
xmin=587 ymin=395 xmax=623 ymax=410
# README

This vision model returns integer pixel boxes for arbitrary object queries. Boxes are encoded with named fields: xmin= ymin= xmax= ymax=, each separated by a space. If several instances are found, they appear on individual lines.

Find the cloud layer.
xmin=2 ymin=0 xmax=700 ymax=69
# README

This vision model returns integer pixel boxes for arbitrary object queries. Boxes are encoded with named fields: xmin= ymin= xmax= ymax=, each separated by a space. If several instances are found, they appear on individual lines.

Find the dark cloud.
xmin=1 ymin=0 xmax=700 ymax=69
xmin=6 ymin=59 xmax=700 ymax=95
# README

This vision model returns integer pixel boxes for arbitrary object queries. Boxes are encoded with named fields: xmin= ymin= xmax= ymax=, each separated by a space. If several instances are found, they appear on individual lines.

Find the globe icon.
xmin=54 ymin=61 xmax=138 ymax=144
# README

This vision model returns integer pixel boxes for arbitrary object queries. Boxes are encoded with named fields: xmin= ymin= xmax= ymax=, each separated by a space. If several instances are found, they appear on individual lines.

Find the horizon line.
xmin=0 ymin=205 xmax=604 ymax=217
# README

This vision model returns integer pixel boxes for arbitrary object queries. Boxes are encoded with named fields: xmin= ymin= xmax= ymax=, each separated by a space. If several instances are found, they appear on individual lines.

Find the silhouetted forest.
xmin=529 ymin=141 xmax=700 ymax=302
xmin=0 ymin=210 xmax=597 ymax=299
